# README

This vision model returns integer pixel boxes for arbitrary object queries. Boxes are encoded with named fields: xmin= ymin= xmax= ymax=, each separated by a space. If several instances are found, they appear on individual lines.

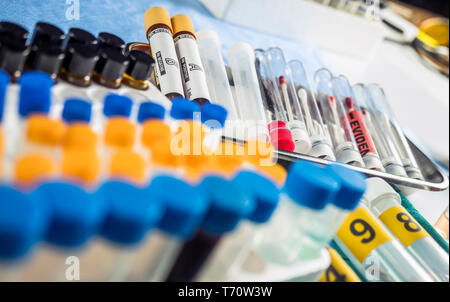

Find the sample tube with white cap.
xmin=366 ymin=84 xmax=424 ymax=180
xmin=265 ymin=47 xmax=311 ymax=154
xmin=361 ymin=177 xmax=449 ymax=282
xmin=287 ymin=60 xmax=335 ymax=160
xmin=313 ymin=69 xmax=364 ymax=167
xmin=227 ymin=43 xmax=269 ymax=142
xmin=332 ymin=76 xmax=384 ymax=171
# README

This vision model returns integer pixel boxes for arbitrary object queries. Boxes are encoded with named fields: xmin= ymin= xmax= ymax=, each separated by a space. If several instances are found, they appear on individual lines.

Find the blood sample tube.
xmin=0 ymin=186 xmax=49 ymax=282
xmin=265 ymin=47 xmax=311 ymax=154
xmin=332 ymin=76 xmax=384 ymax=171
xmin=366 ymin=84 xmax=424 ymax=180
xmin=313 ymin=69 xmax=363 ymax=167
xmin=435 ymin=206 xmax=449 ymax=242
xmin=227 ymin=43 xmax=269 ymax=142
xmin=144 ymin=7 xmax=184 ymax=100
xmin=122 ymin=50 xmax=155 ymax=91
xmin=351 ymin=83 xmax=407 ymax=177
xmin=196 ymin=29 xmax=239 ymax=121
xmin=97 ymin=32 xmax=126 ymax=52
xmin=362 ymin=177 xmax=449 ymax=281
xmin=287 ymin=60 xmax=335 ymax=160
xmin=171 ymin=15 xmax=211 ymax=106
xmin=0 ymin=21 xmax=29 ymax=82
xmin=165 ymin=176 xmax=256 ymax=282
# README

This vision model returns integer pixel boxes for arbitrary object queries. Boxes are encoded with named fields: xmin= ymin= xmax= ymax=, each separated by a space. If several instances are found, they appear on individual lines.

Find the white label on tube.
xmin=148 ymin=28 xmax=185 ymax=97
xmin=174 ymin=34 xmax=211 ymax=102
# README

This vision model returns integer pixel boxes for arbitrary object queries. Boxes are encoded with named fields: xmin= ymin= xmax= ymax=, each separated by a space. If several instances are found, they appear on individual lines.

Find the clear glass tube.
xmin=313 ymin=69 xmax=363 ymax=166
xmin=287 ymin=60 xmax=335 ymax=160
xmin=366 ymin=84 xmax=424 ymax=180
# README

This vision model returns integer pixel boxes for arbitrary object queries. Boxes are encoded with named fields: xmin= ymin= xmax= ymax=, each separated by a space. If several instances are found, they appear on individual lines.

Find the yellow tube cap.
xmin=14 ymin=154 xmax=56 ymax=185
xmin=142 ymin=120 xmax=172 ymax=149
xmin=64 ymin=123 xmax=98 ymax=152
xmin=144 ymin=7 xmax=172 ymax=37
xmin=171 ymin=14 xmax=196 ymax=37
xmin=109 ymin=150 xmax=146 ymax=183
xmin=104 ymin=118 xmax=136 ymax=149
xmin=257 ymin=163 xmax=287 ymax=187
xmin=62 ymin=150 xmax=100 ymax=184
xmin=26 ymin=115 xmax=67 ymax=146
xmin=210 ymin=141 xmax=245 ymax=176
xmin=150 ymin=140 xmax=180 ymax=169
xmin=245 ymin=139 xmax=274 ymax=166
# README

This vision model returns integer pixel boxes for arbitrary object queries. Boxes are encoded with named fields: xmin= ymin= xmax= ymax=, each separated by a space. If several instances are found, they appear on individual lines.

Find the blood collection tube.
xmin=97 ymin=32 xmax=126 ymax=52
xmin=227 ymin=43 xmax=270 ymax=142
xmin=256 ymin=161 xmax=340 ymax=265
xmin=91 ymin=47 xmax=129 ymax=90
xmin=435 ymin=206 xmax=449 ymax=242
xmin=265 ymin=47 xmax=311 ymax=154
xmin=313 ymin=69 xmax=364 ymax=167
xmin=24 ymin=22 xmax=66 ymax=80
xmin=197 ymin=170 xmax=280 ymax=281
xmin=362 ymin=177 xmax=449 ymax=281
xmin=351 ymin=83 xmax=407 ymax=177
xmin=0 ymin=21 xmax=29 ymax=82
xmin=334 ymin=204 xmax=434 ymax=282
xmin=331 ymin=76 xmax=383 ymax=171
xmin=201 ymin=102 xmax=228 ymax=151
xmin=320 ymin=248 xmax=361 ymax=282
xmin=122 ymin=50 xmax=155 ymax=91
xmin=196 ymin=29 xmax=239 ymax=121
xmin=171 ymin=15 xmax=211 ymax=106
xmin=366 ymin=84 xmax=424 ymax=180
xmin=144 ymin=7 xmax=185 ymax=100
xmin=0 ymin=186 xmax=49 ymax=282
xmin=287 ymin=60 xmax=335 ymax=160
xmin=165 ymin=176 xmax=256 ymax=282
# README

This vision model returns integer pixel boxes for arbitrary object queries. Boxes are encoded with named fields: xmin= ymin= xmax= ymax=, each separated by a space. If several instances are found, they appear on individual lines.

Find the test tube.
xmin=0 ymin=185 xmax=49 ymax=282
xmin=227 ymin=42 xmax=269 ymax=142
xmin=0 ymin=21 xmax=29 ymax=82
xmin=313 ymin=69 xmax=364 ymax=167
xmin=256 ymin=161 xmax=339 ymax=265
xmin=265 ymin=47 xmax=311 ymax=154
xmin=171 ymin=15 xmax=211 ymax=106
xmin=352 ymin=83 xmax=408 ymax=177
xmin=362 ymin=177 xmax=449 ymax=281
xmin=144 ymin=7 xmax=185 ymax=100
xmin=122 ymin=50 xmax=155 ymax=91
xmin=332 ymin=76 xmax=384 ymax=171
xmin=435 ymin=206 xmax=449 ymax=242
xmin=366 ymin=84 xmax=424 ymax=180
xmin=196 ymin=170 xmax=280 ymax=281
xmin=334 ymin=204 xmax=434 ymax=282
xmin=165 ymin=176 xmax=256 ymax=282
xmin=287 ymin=60 xmax=335 ymax=160
xmin=201 ymin=102 xmax=228 ymax=151
xmin=320 ymin=248 xmax=362 ymax=282
xmin=196 ymin=29 xmax=239 ymax=121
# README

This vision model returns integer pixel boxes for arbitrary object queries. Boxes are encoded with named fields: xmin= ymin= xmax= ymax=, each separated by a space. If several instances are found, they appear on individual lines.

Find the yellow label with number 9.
xmin=337 ymin=207 xmax=393 ymax=263
xmin=379 ymin=206 xmax=429 ymax=247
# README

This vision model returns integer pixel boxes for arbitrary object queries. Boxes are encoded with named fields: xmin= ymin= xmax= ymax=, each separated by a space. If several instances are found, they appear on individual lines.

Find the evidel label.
xmin=347 ymin=110 xmax=377 ymax=158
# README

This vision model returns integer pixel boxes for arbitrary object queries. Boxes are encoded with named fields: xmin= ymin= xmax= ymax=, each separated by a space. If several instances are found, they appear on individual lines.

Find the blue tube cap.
xmin=103 ymin=93 xmax=133 ymax=118
xmin=199 ymin=176 xmax=256 ymax=235
xmin=150 ymin=176 xmax=208 ymax=239
xmin=170 ymin=98 xmax=199 ymax=120
xmin=201 ymin=103 xmax=227 ymax=129
xmin=137 ymin=101 xmax=165 ymax=123
xmin=18 ymin=71 xmax=53 ymax=118
xmin=34 ymin=182 xmax=106 ymax=248
xmin=233 ymin=171 xmax=280 ymax=223
xmin=62 ymin=98 xmax=92 ymax=123
xmin=0 ymin=69 xmax=9 ymax=122
xmin=99 ymin=181 xmax=163 ymax=245
xmin=326 ymin=164 xmax=366 ymax=210
xmin=284 ymin=161 xmax=340 ymax=210
xmin=0 ymin=186 xmax=49 ymax=260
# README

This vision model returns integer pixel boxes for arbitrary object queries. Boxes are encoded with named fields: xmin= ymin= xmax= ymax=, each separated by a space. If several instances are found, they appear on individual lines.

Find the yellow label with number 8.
xmin=379 ymin=206 xmax=429 ymax=247
xmin=337 ymin=207 xmax=393 ymax=263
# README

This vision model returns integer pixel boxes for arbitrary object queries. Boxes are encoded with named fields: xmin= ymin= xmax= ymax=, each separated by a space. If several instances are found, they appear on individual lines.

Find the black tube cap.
xmin=62 ymin=44 xmax=99 ymax=77
xmin=0 ymin=21 xmax=29 ymax=45
xmin=125 ymin=50 xmax=154 ymax=81
xmin=98 ymin=32 xmax=125 ymax=52
xmin=0 ymin=22 xmax=29 ymax=78
xmin=95 ymin=48 xmax=129 ymax=80
xmin=30 ymin=22 xmax=65 ymax=49
xmin=64 ymin=27 xmax=98 ymax=49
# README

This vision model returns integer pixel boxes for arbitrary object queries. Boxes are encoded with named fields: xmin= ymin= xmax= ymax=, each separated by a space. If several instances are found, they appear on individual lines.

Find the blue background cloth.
xmin=0 ymin=0 xmax=324 ymax=77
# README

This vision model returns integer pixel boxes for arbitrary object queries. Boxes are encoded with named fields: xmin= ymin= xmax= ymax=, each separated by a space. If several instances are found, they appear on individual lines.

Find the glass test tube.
xmin=313 ymin=69 xmax=364 ymax=167
xmin=362 ymin=177 xmax=449 ymax=282
xmin=287 ymin=60 xmax=335 ymax=160
xmin=334 ymin=204 xmax=434 ymax=282
xmin=332 ymin=76 xmax=383 ymax=171
xmin=227 ymin=42 xmax=269 ymax=142
xmin=265 ymin=47 xmax=311 ymax=154
xmin=366 ymin=84 xmax=424 ymax=180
